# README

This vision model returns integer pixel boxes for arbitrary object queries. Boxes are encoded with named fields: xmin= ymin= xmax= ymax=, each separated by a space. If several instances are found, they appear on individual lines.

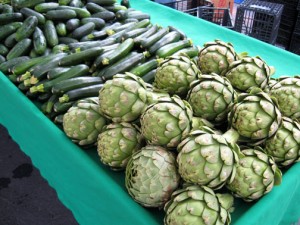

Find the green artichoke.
xmin=164 ymin=185 xmax=234 ymax=225
xmin=97 ymin=122 xmax=144 ymax=170
xmin=228 ymin=88 xmax=282 ymax=145
xmin=177 ymin=128 xmax=239 ymax=189
xmin=191 ymin=116 xmax=215 ymax=131
xmin=269 ymin=76 xmax=300 ymax=119
xmin=63 ymin=98 xmax=107 ymax=146
xmin=226 ymin=147 xmax=282 ymax=202
xmin=98 ymin=72 xmax=148 ymax=122
xmin=140 ymin=95 xmax=193 ymax=148
xmin=187 ymin=73 xmax=237 ymax=124
xmin=153 ymin=55 xmax=201 ymax=97
xmin=125 ymin=145 xmax=180 ymax=208
xmin=198 ymin=40 xmax=238 ymax=76
xmin=265 ymin=117 xmax=300 ymax=167
xmin=224 ymin=56 xmax=274 ymax=92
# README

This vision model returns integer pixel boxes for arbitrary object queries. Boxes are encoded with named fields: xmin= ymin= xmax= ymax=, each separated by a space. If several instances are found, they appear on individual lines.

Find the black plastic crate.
xmin=298 ymin=0 xmax=300 ymax=10
xmin=289 ymin=32 xmax=300 ymax=55
xmin=234 ymin=0 xmax=284 ymax=44
xmin=184 ymin=6 xmax=234 ymax=29
xmin=152 ymin=0 xmax=213 ymax=11
xmin=294 ymin=13 xmax=300 ymax=33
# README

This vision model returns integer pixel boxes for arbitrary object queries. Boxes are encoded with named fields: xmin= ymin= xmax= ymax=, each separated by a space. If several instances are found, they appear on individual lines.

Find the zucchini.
xmin=120 ymin=0 xmax=130 ymax=8
xmin=99 ymin=51 xmax=147 ymax=80
xmin=0 ymin=13 xmax=23 ymax=25
xmin=47 ymin=67 xmax=70 ymax=80
xmin=52 ymin=44 xmax=70 ymax=54
xmin=56 ymin=23 xmax=67 ymax=37
xmin=45 ymin=94 xmax=59 ymax=114
xmin=141 ymin=69 xmax=156 ymax=83
xmin=33 ymin=27 xmax=47 ymax=55
xmin=85 ymin=2 xmax=107 ymax=13
xmin=59 ymin=84 xmax=104 ymax=103
xmin=0 ymin=56 xmax=30 ymax=74
xmin=91 ymin=11 xmax=115 ymax=21
xmin=69 ymin=0 xmax=84 ymax=7
xmin=168 ymin=25 xmax=187 ymax=40
xmin=87 ymin=0 xmax=117 ymax=6
xmin=66 ymin=18 xmax=81 ymax=32
xmin=133 ymin=24 xmax=159 ymax=46
xmin=34 ymin=2 xmax=59 ymax=13
xmin=0 ymin=44 xmax=9 ymax=56
xmin=122 ymin=18 xmax=139 ymax=23
xmin=29 ymin=49 xmax=39 ymax=58
xmin=140 ymin=27 xmax=169 ymax=49
xmin=0 ymin=55 xmax=6 ymax=65
xmin=32 ymin=64 xmax=90 ymax=93
xmin=12 ymin=0 xmax=45 ymax=9
xmin=104 ymin=4 xmax=127 ymax=13
xmin=156 ymin=39 xmax=193 ymax=58
xmin=18 ymin=82 xmax=29 ymax=92
xmin=4 ymin=33 xmax=17 ymax=49
xmin=15 ymin=16 xmax=38 ymax=41
xmin=172 ymin=46 xmax=199 ymax=58
xmin=58 ymin=47 xmax=104 ymax=66
xmin=8 ymin=74 xmax=19 ymax=83
xmin=58 ymin=37 xmax=79 ymax=44
xmin=129 ymin=58 xmax=161 ymax=77
xmin=90 ymin=49 xmax=114 ymax=72
xmin=100 ymin=38 xmax=134 ymax=66
xmin=148 ymin=31 xmax=181 ymax=55
xmin=45 ymin=9 xmax=77 ymax=21
xmin=106 ymin=22 xmax=136 ymax=35
xmin=72 ymin=38 xmax=117 ymax=52
xmin=87 ymin=22 xmax=121 ymax=40
xmin=54 ymin=101 xmax=74 ymax=113
xmin=6 ymin=38 xmax=32 ymax=60
xmin=52 ymin=76 xmax=103 ymax=94
xmin=122 ymin=28 xmax=147 ymax=41
xmin=58 ymin=0 xmax=72 ymax=5
xmin=127 ymin=11 xmax=150 ymax=20
xmin=71 ymin=22 xmax=95 ymax=40
xmin=0 ymin=22 xmax=23 ymax=41
xmin=115 ymin=9 xmax=128 ymax=20
xmin=57 ymin=6 xmax=91 ymax=18
xmin=44 ymin=20 xmax=59 ymax=48
xmin=54 ymin=114 xmax=65 ymax=125
xmin=20 ymin=8 xmax=46 ymax=25
xmin=37 ymin=92 xmax=51 ymax=102
xmin=81 ymin=17 xmax=105 ymax=30
xmin=1 ymin=4 xmax=13 ymax=14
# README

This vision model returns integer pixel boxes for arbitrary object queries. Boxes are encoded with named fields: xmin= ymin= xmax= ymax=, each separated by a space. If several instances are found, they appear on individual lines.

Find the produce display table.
xmin=0 ymin=0 xmax=300 ymax=224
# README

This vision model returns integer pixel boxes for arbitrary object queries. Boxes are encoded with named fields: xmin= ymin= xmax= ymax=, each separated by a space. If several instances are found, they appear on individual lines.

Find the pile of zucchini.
xmin=0 ymin=0 xmax=199 ymax=123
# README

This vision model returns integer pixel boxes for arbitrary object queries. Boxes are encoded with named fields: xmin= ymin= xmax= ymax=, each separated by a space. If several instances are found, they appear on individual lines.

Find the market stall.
xmin=0 ymin=0 xmax=300 ymax=224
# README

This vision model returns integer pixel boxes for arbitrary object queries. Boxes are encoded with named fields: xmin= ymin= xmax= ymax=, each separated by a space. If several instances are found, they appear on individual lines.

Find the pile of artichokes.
xmin=62 ymin=39 xmax=300 ymax=225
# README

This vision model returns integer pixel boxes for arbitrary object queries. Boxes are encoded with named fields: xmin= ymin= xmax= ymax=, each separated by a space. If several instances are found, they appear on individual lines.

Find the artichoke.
xmin=224 ymin=56 xmax=274 ymax=92
xmin=187 ymin=73 xmax=237 ymax=124
xmin=265 ymin=117 xmax=300 ymax=167
xmin=140 ymin=95 xmax=193 ymax=148
xmin=97 ymin=122 xmax=144 ymax=170
xmin=226 ymin=147 xmax=282 ymax=202
xmin=177 ymin=128 xmax=240 ymax=189
xmin=153 ymin=55 xmax=201 ymax=97
xmin=164 ymin=185 xmax=234 ymax=225
xmin=125 ymin=145 xmax=180 ymax=208
xmin=269 ymin=76 xmax=300 ymax=119
xmin=228 ymin=88 xmax=282 ymax=145
xmin=98 ymin=72 xmax=148 ymax=122
xmin=63 ymin=98 xmax=107 ymax=146
xmin=198 ymin=40 xmax=238 ymax=76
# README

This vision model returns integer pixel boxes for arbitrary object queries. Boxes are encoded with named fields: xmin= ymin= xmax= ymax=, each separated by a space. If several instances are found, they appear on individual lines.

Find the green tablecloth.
xmin=0 ymin=0 xmax=300 ymax=224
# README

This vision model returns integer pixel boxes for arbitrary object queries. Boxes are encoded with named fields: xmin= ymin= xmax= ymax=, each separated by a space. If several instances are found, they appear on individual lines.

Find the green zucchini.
xmin=172 ymin=46 xmax=199 ymax=58
xmin=52 ymin=76 xmax=103 ymax=94
xmin=45 ymin=94 xmax=59 ymax=113
xmin=37 ymin=92 xmax=51 ymax=102
xmin=32 ymin=64 xmax=90 ymax=93
xmin=133 ymin=24 xmax=159 ymax=46
xmin=127 ymin=11 xmax=150 ymax=20
xmin=106 ymin=22 xmax=136 ymax=35
xmin=34 ymin=2 xmax=59 ymax=13
xmin=59 ymin=83 xmax=104 ymax=103
xmin=0 ymin=55 xmax=6 ymax=65
xmin=44 ymin=20 xmax=59 ymax=48
xmin=71 ymin=22 xmax=95 ymax=40
xmin=0 ymin=22 xmax=23 ymax=41
xmin=129 ymin=58 xmax=161 ymax=77
xmin=56 ymin=23 xmax=67 ymax=37
xmin=58 ymin=0 xmax=72 ymax=5
xmin=139 ymin=27 xmax=169 ymax=49
xmin=100 ymin=38 xmax=134 ymax=66
xmin=18 ymin=82 xmax=29 ymax=92
xmin=4 ymin=33 xmax=17 ymax=49
xmin=87 ymin=22 xmax=121 ymax=40
xmin=81 ymin=17 xmax=105 ymax=30
xmin=52 ymin=44 xmax=70 ymax=54
xmin=29 ymin=49 xmax=39 ymax=58
xmin=57 ymin=6 xmax=91 ymax=18
xmin=120 ymin=0 xmax=130 ymax=8
xmin=12 ymin=0 xmax=45 ymax=9
xmin=141 ymin=69 xmax=156 ymax=83
xmin=0 ymin=56 xmax=30 ymax=74
xmin=47 ymin=67 xmax=70 ymax=80
xmin=54 ymin=101 xmax=74 ymax=113
xmin=1 ymin=4 xmax=13 ymax=14
xmin=45 ymin=9 xmax=77 ymax=21
xmin=115 ymin=9 xmax=128 ymax=20
xmin=91 ymin=11 xmax=115 ymax=21
xmin=0 ymin=44 xmax=9 ymax=56
xmin=59 ymin=47 xmax=103 ymax=66
xmin=58 ymin=37 xmax=79 ymax=44
xmin=6 ymin=38 xmax=32 ymax=60
xmin=8 ymin=74 xmax=19 ymax=83
xmin=69 ymin=0 xmax=84 ymax=7
xmin=87 ymin=0 xmax=116 ymax=6
xmin=73 ymin=39 xmax=117 ymax=52
xmin=54 ymin=114 xmax=65 ymax=125
xmin=99 ymin=51 xmax=147 ymax=80
xmin=15 ymin=16 xmax=38 ymax=41
xmin=85 ymin=2 xmax=107 ymax=13
xmin=90 ymin=49 xmax=114 ymax=72
xmin=0 ymin=13 xmax=23 ymax=25
xmin=66 ymin=18 xmax=81 ymax=32
xmin=168 ymin=25 xmax=187 ymax=40
xmin=121 ymin=28 xmax=147 ymax=41
xmin=20 ymin=8 xmax=46 ymax=25
xmin=148 ymin=31 xmax=181 ymax=55
xmin=104 ymin=4 xmax=127 ymax=13
xmin=156 ymin=39 xmax=193 ymax=58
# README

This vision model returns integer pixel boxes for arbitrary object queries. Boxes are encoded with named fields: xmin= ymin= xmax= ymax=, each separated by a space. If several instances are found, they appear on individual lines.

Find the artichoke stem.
xmin=222 ymin=128 xmax=239 ymax=145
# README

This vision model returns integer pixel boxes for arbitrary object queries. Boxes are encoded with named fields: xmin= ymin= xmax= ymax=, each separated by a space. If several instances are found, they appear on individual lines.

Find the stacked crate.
xmin=289 ymin=1 xmax=300 ymax=54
